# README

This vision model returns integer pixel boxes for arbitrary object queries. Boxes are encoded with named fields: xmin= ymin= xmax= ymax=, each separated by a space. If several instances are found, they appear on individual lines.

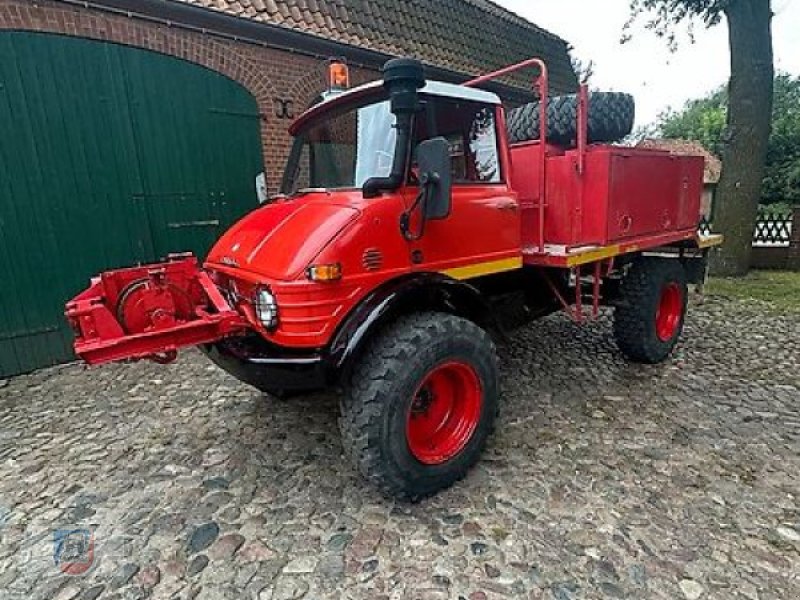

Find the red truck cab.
xmin=207 ymin=79 xmax=519 ymax=340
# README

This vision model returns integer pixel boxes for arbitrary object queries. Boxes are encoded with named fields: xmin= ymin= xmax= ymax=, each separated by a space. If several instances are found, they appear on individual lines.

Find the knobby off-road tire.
xmin=613 ymin=258 xmax=689 ymax=364
xmin=506 ymin=92 xmax=635 ymax=146
xmin=340 ymin=312 xmax=499 ymax=501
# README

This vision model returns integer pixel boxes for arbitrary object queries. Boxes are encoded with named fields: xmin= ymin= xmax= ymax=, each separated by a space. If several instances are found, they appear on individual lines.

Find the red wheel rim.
xmin=655 ymin=282 xmax=683 ymax=342
xmin=406 ymin=361 xmax=483 ymax=465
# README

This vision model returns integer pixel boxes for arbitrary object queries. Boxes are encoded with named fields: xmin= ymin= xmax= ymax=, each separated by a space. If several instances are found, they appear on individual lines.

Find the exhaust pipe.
xmin=363 ymin=58 xmax=425 ymax=198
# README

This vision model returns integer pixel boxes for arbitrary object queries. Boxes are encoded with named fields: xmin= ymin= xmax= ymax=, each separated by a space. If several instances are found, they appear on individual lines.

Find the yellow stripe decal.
xmin=442 ymin=257 xmax=523 ymax=280
xmin=565 ymin=245 xmax=622 ymax=267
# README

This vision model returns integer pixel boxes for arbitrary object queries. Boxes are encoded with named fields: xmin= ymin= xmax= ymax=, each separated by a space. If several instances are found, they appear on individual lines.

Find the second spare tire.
xmin=506 ymin=92 xmax=635 ymax=147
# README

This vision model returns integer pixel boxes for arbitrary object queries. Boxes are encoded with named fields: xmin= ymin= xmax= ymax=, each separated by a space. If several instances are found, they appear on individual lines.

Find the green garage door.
xmin=0 ymin=32 xmax=263 ymax=377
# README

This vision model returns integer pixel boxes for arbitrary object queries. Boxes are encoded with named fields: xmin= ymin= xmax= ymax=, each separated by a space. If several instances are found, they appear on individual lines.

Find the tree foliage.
xmin=624 ymin=0 xmax=727 ymax=50
xmin=658 ymin=89 xmax=727 ymax=156
xmin=764 ymin=75 xmax=800 ymax=207
xmin=570 ymin=56 xmax=595 ymax=85
xmin=655 ymin=74 xmax=800 ymax=206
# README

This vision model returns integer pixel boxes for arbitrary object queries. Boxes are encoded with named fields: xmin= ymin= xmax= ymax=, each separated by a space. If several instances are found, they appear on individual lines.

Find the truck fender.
xmin=324 ymin=273 xmax=500 ymax=383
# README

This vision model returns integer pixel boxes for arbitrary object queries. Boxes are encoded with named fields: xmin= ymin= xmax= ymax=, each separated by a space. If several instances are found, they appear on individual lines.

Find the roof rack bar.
xmin=466 ymin=58 xmax=549 ymax=253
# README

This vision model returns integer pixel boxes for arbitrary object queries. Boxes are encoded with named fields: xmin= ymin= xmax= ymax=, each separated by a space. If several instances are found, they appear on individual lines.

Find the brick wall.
xmin=0 ymin=0 xmax=377 ymax=194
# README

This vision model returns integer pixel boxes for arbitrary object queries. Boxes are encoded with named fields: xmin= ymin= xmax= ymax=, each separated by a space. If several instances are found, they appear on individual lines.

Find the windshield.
xmin=281 ymin=97 xmax=397 ymax=195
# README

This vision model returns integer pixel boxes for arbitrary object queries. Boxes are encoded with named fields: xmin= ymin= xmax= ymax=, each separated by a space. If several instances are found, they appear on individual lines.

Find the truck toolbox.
xmin=513 ymin=143 xmax=704 ymax=250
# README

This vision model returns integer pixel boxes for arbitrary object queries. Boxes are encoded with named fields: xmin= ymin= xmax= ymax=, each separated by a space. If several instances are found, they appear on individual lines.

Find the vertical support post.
xmin=577 ymin=84 xmax=589 ymax=175
xmin=574 ymin=265 xmax=583 ymax=323
xmin=696 ymin=249 xmax=711 ymax=297
xmin=592 ymin=260 xmax=602 ymax=318
xmin=536 ymin=70 xmax=549 ymax=255
xmin=789 ymin=204 xmax=800 ymax=271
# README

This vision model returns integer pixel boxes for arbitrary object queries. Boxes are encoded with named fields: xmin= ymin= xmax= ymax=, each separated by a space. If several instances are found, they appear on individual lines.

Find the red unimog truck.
xmin=66 ymin=58 xmax=723 ymax=500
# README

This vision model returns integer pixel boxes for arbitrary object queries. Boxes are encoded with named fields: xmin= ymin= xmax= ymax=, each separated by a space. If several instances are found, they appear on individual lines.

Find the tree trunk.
xmin=710 ymin=0 xmax=774 ymax=276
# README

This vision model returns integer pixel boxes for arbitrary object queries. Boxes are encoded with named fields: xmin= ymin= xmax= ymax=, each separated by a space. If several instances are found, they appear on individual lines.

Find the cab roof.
xmin=289 ymin=79 xmax=502 ymax=135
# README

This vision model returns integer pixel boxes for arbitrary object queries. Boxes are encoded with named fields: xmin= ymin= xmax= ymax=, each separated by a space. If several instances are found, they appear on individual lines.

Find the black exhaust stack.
xmin=362 ymin=58 xmax=425 ymax=198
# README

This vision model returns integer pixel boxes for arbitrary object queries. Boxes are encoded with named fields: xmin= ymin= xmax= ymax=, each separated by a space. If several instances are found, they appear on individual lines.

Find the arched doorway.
xmin=0 ymin=32 xmax=264 ymax=376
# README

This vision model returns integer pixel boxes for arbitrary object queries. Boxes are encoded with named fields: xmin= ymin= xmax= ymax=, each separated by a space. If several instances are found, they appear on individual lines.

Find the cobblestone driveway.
xmin=1 ymin=295 xmax=798 ymax=600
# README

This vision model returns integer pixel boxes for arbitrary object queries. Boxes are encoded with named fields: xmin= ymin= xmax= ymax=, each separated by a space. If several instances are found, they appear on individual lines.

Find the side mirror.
xmin=417 ymin=137 xmax=452 ymax=220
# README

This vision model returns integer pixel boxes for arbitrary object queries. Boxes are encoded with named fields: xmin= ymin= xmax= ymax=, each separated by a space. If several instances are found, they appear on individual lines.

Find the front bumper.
xmin=203 ymin=335 xmax=328 ymax=394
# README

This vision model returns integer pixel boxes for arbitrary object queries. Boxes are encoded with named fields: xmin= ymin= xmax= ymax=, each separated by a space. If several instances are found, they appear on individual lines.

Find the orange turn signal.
xmin=307 ymin=263 xmax=343 ymax=282
xmin=328 ymin=60 xmax=350 ymax=91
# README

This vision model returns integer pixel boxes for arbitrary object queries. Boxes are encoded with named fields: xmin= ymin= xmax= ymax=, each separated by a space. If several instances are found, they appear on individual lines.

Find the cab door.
xmin=406 ymin=98 xmax=521 ymax=280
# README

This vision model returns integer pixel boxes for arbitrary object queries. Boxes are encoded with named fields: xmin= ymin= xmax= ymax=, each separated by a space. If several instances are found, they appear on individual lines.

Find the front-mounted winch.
xmin=66 ymin=255 xmax=247 ymax=366
xmin=66 ymin=55 xmax=723 ymax=501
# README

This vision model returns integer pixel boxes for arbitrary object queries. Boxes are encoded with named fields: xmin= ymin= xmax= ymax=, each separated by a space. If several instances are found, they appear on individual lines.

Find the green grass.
xmin=707 ymin=270 xmax=800 ymax=312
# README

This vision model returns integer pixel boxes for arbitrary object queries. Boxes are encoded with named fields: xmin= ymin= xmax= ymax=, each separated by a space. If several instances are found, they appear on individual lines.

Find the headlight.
xmin=254 ymin=288 xmax=278 ymax=330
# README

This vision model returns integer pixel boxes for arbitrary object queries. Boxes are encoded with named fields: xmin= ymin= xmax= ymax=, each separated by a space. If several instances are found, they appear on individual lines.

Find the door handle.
xmin=491 ymin=201 xmax=518 ymax=212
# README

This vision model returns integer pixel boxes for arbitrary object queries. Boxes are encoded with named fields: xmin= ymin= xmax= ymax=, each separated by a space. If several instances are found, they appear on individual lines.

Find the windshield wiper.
xmin=291 ymin=188 xmax=331 ymax=198
xmin=271 ymin=189 xmax=327 ymax=201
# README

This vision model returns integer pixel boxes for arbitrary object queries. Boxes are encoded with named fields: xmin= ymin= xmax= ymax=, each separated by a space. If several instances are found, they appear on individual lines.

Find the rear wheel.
xmin=613 ymin=258 xmax=688 ymax=364
xmin=340 ymin=312 xmax=498 ymax=501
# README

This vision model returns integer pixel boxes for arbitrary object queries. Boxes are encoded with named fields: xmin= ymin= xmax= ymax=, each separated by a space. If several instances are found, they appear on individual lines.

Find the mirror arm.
xmin=400 ymin=175 xmax=437 ymax=241
xmin=400 ymin=188 xmax=427 ymax=242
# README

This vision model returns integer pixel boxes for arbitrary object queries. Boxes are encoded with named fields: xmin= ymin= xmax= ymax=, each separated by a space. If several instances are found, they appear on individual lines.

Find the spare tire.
xmin=506 ymin=92 xmax=635 ymax=147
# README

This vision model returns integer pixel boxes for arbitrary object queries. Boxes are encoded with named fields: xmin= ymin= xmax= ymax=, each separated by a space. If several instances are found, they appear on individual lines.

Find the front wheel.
xmin=340 ymin=312 xmax=498 ymax=501
xmin=613 ymin=258 xmax=688 ymax=364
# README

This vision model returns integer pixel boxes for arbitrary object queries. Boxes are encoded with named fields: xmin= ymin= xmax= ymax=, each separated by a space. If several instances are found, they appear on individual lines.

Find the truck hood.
xmin=206 ymin=198 xmax=359 ymax=280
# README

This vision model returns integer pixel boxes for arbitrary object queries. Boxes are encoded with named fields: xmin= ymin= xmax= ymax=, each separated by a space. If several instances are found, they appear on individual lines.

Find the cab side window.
xmin=414 ymin=97 xmax=502 ymax=184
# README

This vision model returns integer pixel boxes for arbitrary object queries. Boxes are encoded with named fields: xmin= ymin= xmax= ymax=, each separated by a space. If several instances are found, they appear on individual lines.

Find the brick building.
xmin=0 ymin=0 xmax=576 ymax=376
